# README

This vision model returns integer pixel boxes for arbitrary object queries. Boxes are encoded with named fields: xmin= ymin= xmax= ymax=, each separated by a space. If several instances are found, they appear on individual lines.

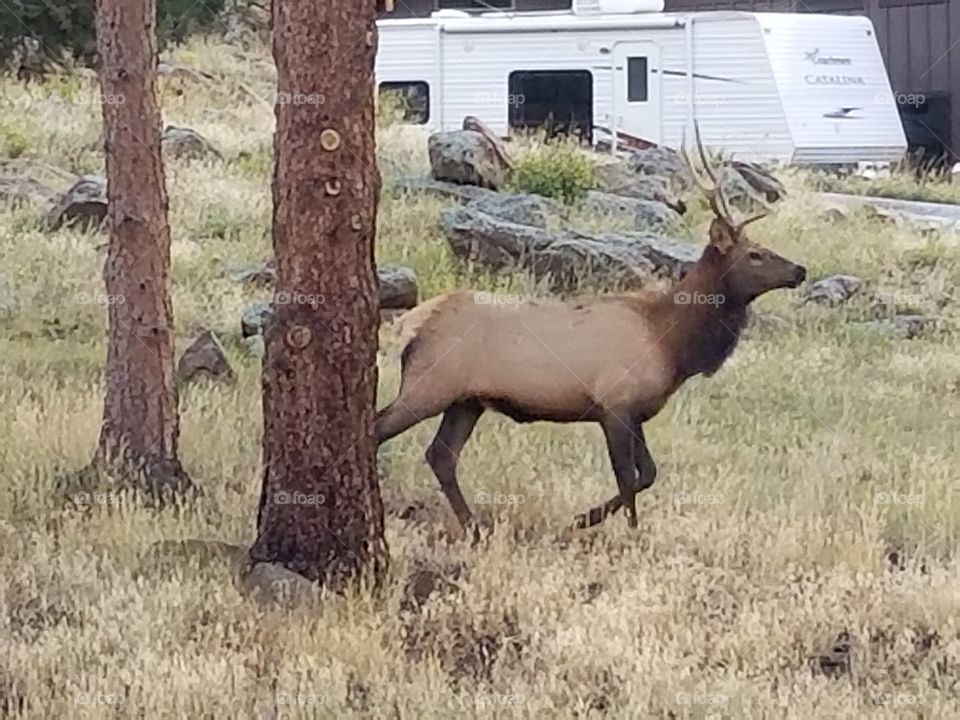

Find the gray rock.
xmin=805 ymin=274 xmax=863 ymax=304
xmin=242 ymin=335 xmax=265 ymax=357
xmin=428 ymin=130 xmax=509 ymax=190
xmin=860 ymin=315 xmax=935 ymax=339
xmin=440 ymin=206 xmax=699 ymax=291
xmin=626 ymin=146 xmax=693 ymax=187
xmin=230 ymin=262 xmax=276 ymax=287
xmin=466 ymin=192 xmax=564 ymax=229
xmin=239 ymin=562 xmax=320 ymax=606
xmin=379 ymin=264 xmax=419 ymax=309
xmin=0 ymin=176 xmax=57 ymax=207
xmin=162 ymin=125 xmax=222 ymax=161
xmin=723 ymin=160 xmax=786 ymax=204
xmin=390 ymin=176 xmax=501 ymax=204
xmin=583 ymin=190 xmax=680 ymax=231
xmin=177 ymin=330 xmax=235 ymax=383
xmin=241 ymin=300 xmax=274 ymax=338
xmin=238 ymin=265 xmax=419 ymax=327
xmin=45 ymin=175 xmax=108 ymax=231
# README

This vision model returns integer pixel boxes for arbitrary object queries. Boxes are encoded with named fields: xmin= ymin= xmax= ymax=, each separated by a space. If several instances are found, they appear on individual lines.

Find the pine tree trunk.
xmin=249 ymin=0 xmax=388 ymax=586
xmin=91 ymin=0 xmax=192 ymax=497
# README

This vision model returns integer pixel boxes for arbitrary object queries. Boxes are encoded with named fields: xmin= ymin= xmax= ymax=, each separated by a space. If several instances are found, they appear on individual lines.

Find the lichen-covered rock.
xmin=177 ymin=330 xmax=235 ymax=384
xmin=440 ymin=206 xmax=699 ymax=290
xmin=378 ymin=265 xmax=419 ymax=309
xmin=805 ymin=274 xmax=863 ymax=304
xmin=582 ymin=191 xmax=680 ymax=232
xmin=466 ymin=193 xmax=564 ymax=229
xmin=428 ymin=130 xmax=509 ymax=190
xmin=162 ymin=125 xmax=222 ymax=161
xmin=45 ymin=175 xmax=108 ymax=231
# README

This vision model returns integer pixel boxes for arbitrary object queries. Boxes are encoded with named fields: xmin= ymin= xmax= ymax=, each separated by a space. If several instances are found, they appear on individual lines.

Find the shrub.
xmin=0 ymin=0 xmax=227 ymax=67
xmin=509 ymin=142 xmax=596 ymax=204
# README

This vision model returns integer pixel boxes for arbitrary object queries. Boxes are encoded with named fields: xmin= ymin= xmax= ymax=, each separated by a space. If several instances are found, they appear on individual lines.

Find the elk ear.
xmin=708 ymin=218 xmax=739 ymax=255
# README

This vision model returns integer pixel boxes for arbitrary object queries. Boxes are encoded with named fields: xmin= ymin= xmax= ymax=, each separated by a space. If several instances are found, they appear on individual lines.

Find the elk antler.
xmin=681 ymin=122 xmax=768 ymax=232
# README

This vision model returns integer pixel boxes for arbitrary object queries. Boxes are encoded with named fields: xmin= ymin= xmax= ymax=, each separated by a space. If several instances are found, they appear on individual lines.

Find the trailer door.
xmin=612 ymin=41 xmax=661 ymax=146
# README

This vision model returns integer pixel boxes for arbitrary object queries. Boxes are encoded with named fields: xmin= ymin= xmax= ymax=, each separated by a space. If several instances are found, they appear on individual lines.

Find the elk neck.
xmin=649 ymin=252 xmax=749 ymax=381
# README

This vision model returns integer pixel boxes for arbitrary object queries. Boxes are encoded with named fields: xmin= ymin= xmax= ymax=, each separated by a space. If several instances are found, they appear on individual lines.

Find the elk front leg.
xmin=600 ymin=415 xmax=638 ymax=529
xmin=576 ymin=423 xmax=657 ymax=529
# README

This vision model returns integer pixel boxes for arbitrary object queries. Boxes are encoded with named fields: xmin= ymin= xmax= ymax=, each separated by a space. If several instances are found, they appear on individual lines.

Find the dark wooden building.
xmin=382 ymin=0 xmax=958 ymax=160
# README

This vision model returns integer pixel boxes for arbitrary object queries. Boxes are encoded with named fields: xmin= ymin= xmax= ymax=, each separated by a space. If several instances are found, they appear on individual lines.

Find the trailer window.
xmin=627 ymin=57 xmax=648 ymax=103
xmin=508 ymin=70 xmax=593 ymax=140
xmin=378 ymin=81 xmax=430 ymax=124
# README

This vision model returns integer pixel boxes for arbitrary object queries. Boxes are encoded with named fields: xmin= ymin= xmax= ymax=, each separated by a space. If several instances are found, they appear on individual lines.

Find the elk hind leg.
xmin=425 ymin=400 xmax=484 ymax=532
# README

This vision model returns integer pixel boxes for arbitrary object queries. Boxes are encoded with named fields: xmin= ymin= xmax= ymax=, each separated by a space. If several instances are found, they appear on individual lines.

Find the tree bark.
xmin=249 ymin=0 xmax=388 ymax=586
xmin=91 ymin=0 xmax=192 ymax=497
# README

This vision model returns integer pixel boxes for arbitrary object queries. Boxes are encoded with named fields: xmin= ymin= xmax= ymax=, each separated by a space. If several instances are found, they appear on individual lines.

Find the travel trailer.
xmin=375 ymin=0 xmax=907 ymax=165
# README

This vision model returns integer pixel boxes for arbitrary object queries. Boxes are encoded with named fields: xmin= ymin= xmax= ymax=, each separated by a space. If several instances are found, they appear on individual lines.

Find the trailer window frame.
xmin=626 ymin=57 xmax=649 ymax=103
xmin=377 ymin=80 xmax=431 ymax=125
xmin=507 ymin=69 xmax=594 ymax=141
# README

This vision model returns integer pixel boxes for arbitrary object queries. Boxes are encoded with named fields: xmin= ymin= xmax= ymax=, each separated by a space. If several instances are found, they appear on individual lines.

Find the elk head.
xmin=682 ymin=127 xmax=807 ymax=304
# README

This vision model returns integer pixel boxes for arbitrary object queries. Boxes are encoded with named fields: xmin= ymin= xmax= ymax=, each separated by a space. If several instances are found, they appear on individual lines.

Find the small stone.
xmin=177 ymin=330 xmax=235 ymax=383
xmin=239 ymin=562 xmax=320 ymax=607
xmin=161 ymin=125 xmax=222 ymax=161
xmin=805 ymin=274 xmax=863 ymax=305
xmin=45 ymin=175 xmax=108 ymax=231
xmin=242 ymin=335 xmax=265 ymax=358
xmin=241 ymin=300 xmax=275 ymax=338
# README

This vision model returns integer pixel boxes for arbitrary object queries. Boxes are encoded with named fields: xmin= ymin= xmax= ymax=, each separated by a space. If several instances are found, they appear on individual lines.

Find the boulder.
xmin=723 ymin=160 xmax=786 ymax=204
xmin=593 ymin=163 xmax=686 ymax=213
xmin=390 ymin=176 xmax=500 ymax=204
xmin=162 ymin=125 xmax=222 ymax=161
xmin=378 ymin=264 xmax=419 ymax=309
xmin=45 ymin=175 xmax=108 ymax=231
xmin=177 ymin=330 xmax=235 ymax=383
xmin=241 ymin=300 xmax=274 ymax=338
xmin=428 ymin=130 xmax=509 ymax=190
xmin=229 ymin=262 xmax=276 ymax=288
xmin=859 ymin=315 xmax=935 ymax=340
xmin=240 ymin=265 xmax=420 ymax=335
xmin=239 ymin=562 xmax=320 ymax=606
xmin=582 ymin=191 xmax=680 ymax=231
xmin=626 ymin=146 xmax=693 ymax=188
xmin=0 ymin=176 xmax=57 ymax=207
xmin=440 ymin=206 xmax=699 ymax=291
xmin=805 ymin=274 xmax=863 ymax=305
xmin=466 ymin=192 xmax=564 ymax=229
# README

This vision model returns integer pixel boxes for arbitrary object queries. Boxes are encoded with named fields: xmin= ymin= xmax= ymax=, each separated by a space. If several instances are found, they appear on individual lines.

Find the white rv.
xmin=375 ymin=0 xmax=907 ymax=165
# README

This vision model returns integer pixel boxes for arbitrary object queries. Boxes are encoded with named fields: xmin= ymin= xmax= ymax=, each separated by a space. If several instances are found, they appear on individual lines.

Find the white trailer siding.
xmin=663 ymin=14 xmax=794 ymax=162
xmin=439 ymin=29 xmax=617 ymax=136
xmin=758 ymin=13 xmax=906 ymax=164
xmin=376 ymin=23 xmax=441 ymax=126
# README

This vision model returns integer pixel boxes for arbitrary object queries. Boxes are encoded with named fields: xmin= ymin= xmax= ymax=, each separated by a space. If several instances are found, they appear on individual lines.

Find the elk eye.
xmin=748 ymin=250 xmax=763 ymax=262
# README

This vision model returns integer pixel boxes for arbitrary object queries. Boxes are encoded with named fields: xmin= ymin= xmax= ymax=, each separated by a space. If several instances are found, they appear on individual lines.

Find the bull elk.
xmin=376 ymin=133 xmax=806 ymax=535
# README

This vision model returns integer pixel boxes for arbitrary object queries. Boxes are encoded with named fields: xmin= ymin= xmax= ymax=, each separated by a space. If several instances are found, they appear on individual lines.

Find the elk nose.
xmin=793 ymin=265 xmax=808 ymax=285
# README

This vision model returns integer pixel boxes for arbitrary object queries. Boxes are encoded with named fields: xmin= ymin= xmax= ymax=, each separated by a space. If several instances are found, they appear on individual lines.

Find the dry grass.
xmin=1 ymin=37 xmax=959 ymax=719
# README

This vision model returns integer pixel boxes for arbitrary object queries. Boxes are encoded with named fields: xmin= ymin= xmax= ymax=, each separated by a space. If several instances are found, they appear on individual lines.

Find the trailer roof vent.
xmin=573 ymin=0 xmax=665 ymax=14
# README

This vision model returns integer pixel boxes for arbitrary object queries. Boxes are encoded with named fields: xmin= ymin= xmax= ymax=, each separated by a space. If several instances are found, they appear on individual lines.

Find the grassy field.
xmin=1 ymin=37 xmax=959 ymax=718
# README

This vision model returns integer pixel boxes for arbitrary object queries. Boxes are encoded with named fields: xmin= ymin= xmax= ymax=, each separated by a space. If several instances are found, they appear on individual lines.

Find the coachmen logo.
xmin=804 ymin=49 xmax=852 ymax=66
